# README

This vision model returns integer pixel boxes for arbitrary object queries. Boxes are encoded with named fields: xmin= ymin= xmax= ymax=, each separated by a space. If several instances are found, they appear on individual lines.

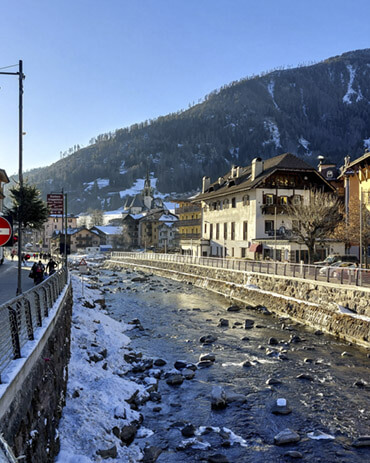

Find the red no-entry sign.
xmin=0 ymin=217 xmax=12 ymax=246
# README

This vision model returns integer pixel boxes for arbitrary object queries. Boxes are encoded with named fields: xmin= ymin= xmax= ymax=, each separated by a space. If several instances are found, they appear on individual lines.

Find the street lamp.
xmin=0 ymin=60 xmax=25 ymax=295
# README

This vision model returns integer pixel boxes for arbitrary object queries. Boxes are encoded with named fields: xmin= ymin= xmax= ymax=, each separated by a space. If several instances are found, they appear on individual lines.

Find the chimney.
xmin=218 ymin=177 xmax=223 ymax=185
xmin=251 ymin=158 xmax=263 ymax=181
xmin=236 ymin=166 xmax=241 ymax=177
xmin=202 ymin=176 xmax=210 ymax=193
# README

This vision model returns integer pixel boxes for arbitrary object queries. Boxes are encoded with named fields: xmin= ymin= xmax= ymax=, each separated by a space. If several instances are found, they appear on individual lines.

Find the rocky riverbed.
xmin=59 ymin=264 xmax=370 ymax=462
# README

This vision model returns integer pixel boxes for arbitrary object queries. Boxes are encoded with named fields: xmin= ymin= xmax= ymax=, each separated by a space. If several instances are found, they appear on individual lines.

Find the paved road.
xmin=0 ymin=258 xmax=35 ymax=304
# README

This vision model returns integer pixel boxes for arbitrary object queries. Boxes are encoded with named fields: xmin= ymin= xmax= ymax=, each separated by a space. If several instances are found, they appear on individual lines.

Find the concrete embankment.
xmin=107 ymin=258 xmax=370 ymax=349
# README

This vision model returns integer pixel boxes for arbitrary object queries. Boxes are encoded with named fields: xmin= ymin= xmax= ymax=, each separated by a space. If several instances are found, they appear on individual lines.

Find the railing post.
xmin=284 ymin=263 xmax=287 ymax=276
xmin=355 ymin=268 xmax=360 ymax=286
xmin=274 ymin=262 xmax=278 ymax=275
xmin=8 ymin=306 xmax=21 ymax=359
xmin=34 ymin=291 xmax=42 ymax=327
xmin=314 ymin=265 xmax=318 ymax=281
xmin=24 ymin=299 xmax=34 ymax=341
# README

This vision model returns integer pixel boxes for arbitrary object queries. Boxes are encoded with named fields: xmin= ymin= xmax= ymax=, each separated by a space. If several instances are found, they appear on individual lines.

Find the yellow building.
xmin=174 ymin=198 xmax=203 ymax=255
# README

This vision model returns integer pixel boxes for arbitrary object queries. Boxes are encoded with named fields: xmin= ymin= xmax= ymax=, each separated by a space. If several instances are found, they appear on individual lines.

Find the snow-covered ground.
xmin=56 ymin=275 xmax=150 ymax=462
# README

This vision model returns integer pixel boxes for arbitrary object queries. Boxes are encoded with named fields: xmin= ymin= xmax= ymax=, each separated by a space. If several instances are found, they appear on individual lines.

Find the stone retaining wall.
xmin=0 ymin=283 xmax=73 ymax=463
xmin=107 ymin=258 xmax=370 ymax=349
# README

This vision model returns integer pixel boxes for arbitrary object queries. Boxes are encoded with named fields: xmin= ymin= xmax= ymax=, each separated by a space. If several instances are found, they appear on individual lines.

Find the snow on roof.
xmin=159 ymin=213 xmax=178 ymax=222
xmin=93 ymin=225 xmax=122 ymax=235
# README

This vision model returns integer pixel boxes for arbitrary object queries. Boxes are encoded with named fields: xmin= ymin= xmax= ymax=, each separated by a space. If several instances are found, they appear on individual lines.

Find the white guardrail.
xmin=111 ymin=252 xmax=370 ymax=289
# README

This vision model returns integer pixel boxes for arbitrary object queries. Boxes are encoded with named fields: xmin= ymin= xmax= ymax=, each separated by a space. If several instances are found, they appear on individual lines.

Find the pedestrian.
xmin=32 ymin=260 xmax=45 ymax=284
xmin=46 ymin=258 xmax=57 ymax=276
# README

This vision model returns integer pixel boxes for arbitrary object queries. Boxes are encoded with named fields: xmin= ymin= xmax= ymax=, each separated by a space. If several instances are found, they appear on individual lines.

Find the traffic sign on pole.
xmin=0 ymin=217 xmax=12 ymax=246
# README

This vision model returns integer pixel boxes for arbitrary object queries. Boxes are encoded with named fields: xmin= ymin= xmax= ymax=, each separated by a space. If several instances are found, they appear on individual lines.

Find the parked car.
xmin=319 ymin=261 xmax=357 ymax=278
xmin=331 ymin=263 xmax=358 ymax=279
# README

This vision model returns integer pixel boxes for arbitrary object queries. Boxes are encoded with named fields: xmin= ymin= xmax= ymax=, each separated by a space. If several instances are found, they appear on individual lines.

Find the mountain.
xmin=26 ymin=48 xmax=370 ymax=214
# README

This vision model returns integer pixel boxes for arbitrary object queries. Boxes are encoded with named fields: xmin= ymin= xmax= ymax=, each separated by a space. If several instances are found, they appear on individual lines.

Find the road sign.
xmin=78 ymin=258 xmax=88 ymax=274
xmin=0 ymin=217 xmax=12 ymax=246
xmin=47 ymin=193 xmax=64 ymax=215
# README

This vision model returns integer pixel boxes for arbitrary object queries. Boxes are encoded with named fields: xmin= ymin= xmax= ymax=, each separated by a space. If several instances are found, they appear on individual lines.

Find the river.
xmin=94 ymin=265 xmax=369 ymax=462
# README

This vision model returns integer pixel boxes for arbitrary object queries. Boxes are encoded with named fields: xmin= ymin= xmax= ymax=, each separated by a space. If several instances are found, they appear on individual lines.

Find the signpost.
xmin=47 ymin=193 xmax=64 ymax=215
xmin=78 ymin=258 xmax=88 ymax=274
xmin=0 ymin=217 xmax=12 ymax=246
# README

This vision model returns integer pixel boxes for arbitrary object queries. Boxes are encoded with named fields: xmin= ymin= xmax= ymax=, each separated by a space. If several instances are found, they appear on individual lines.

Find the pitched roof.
xmin=197 ymin=153 xmax=333 ymax=200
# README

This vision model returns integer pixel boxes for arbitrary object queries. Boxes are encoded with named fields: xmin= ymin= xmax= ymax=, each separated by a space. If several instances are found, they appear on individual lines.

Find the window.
xmin=204 ymin=223 xmax=207 ymax=234
xmin=243 ymin=221 xmax=248 ymax=240
xmin=265 ymin=194 xmax=274 ymax=205
xmin=216 ymin=223 xmax=220 ymax=240
xmin=224 ymin=223 xmax=228 ymax=240
xmin=265 ymin=220 xmax=274 ymax=234
xmin=243 ymin=195 xmax=250 ymax=206
xmin=279 ymin=196 xmax=288 ymax=205
xmin=231 ymin=197 xmax=236 ymax=208
xmin=224 ymin=199 xmax=229 ymax=209
xmin=232 ymin=247 xmax=234 ymax=257
xmin=231 ymin=222 xmax=235 ymax=240
xmin=241 ymin=248 xmax=246 ymax=258
xmin=293 ymin=195 xmax=302 ymax=205
xmin=210 ymin=223 xmax=213 ymax=240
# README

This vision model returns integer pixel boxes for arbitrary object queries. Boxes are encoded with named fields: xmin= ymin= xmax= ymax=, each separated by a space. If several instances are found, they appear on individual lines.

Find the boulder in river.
xmin=274 ymin=428 xmax=300 ymax=445
xmin=166 ymin=374 xmax=184 ymax=386
xmin=207 ymin=454 xmax=229 ymax=463
xmin=352 ymin=435 xmax=370 ymax=447
xmin=218 ymin=318 xmax=229 ymax=327
xmin=199 ymin=353 xmax=216 ymax=362
xmin=271 ymin=398 xmax=292 ymax=415
xmin=120 ymin=424 xmax=137 ymax=445
xmin=211 ymin=386 xmax=227 ymax=409
xmin=142 ymin=446 xmax=163 ymax=462
xmin=227 ymin=305 xmax=240 ymax=312
xmin=244 ymin=319 xmax=255 ymax=329
xmin=96 ymin=445 xmax=117 ymax=459
xmin=199 ymin=334 xmax=218 ymax=344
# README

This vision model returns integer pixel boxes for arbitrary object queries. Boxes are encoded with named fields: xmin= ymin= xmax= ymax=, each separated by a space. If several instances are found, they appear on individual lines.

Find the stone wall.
xmin=107 ymin=258 xmax=370 ymax=349
xmin=0 ymin=283 xmax=73 ymax=463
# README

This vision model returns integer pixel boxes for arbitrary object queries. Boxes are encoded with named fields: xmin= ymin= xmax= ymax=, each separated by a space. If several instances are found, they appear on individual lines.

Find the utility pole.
xmin=0 ymin=60 xmax=25 ymax=295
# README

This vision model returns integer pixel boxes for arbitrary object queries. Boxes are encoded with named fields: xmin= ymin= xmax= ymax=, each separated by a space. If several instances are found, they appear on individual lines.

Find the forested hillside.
xmin=26 ymin=48 xmax=370 ymax=214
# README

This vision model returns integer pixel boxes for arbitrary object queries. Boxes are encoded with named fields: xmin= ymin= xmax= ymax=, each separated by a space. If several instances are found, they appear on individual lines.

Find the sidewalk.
xmin=0 ymin=258 xmax=35 ymax=304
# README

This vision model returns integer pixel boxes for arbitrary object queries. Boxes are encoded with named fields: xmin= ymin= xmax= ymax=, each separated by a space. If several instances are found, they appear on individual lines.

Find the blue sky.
xmin=1 ymin=0 xmax=369 ymax=176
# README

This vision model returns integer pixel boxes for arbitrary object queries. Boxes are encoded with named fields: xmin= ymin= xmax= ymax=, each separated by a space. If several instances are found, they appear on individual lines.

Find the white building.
xmin=197 ymin=153 xmax=344 ymax=262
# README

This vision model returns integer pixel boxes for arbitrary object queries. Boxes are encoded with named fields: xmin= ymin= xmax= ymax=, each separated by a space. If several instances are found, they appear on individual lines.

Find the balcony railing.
xmin=177 ymin=219 xmax=201 ymax=227
xmin=176 ymin=233 xmax=201 ymax=241
xmin=175 ymin=205 xmax=201 ymax=214
xmin=261 ymin=204 xmax=289 ymax=215
xmin=110 ymin=252 xmax=370 ymax=288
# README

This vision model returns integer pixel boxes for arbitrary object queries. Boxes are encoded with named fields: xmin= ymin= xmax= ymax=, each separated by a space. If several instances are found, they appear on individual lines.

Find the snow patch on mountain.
xmin=267 ymin=80 xmax=280 ymax=110
xmin=298 ymin=137 xmax=312 ymax=156
xmin=84 ymin=178 xmax=110 ymax=191
xmin=262 ymin=120 xmax=281 ymax=149
xmin=364 ymin=137 xmax=370 ymax=151
xmin=343 ymin=64 xmax=362 ymax=104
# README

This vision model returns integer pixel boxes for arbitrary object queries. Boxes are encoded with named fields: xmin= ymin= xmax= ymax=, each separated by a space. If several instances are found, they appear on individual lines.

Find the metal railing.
xmin=0 ymin=268 xmax=68 ymax=383
xmin=111 ymin=252 xmax=370 ymax=288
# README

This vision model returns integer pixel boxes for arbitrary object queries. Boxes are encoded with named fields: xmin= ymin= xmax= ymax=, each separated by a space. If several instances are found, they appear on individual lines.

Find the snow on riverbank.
xmin=56 ymin=275 xmax=148 ymax=462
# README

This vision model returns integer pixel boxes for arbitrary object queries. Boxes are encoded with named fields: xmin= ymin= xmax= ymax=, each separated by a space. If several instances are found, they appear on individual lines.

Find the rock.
xmin=88 ymin=353 xmax=104 ymax=363
xmin=268 ymin=337 xmax=279 ymax=345
xmin=198 ymin=360 xmax=214 ymax=368
xmin=241 ymin=336 xmax=250 ymax=342
xmin=304 ymin=358 xmax=313 ymax=363
xmin=352 ymin=435 xmax=370 ymax=447
xmin=142 ymin=446 xmax=163 ymax=462
xmin=211 ymin=386 xmax=227 ymax=409
xmin=72 ymin=389 xmax=80 ymax=398
xmin=271 ymin=398 xmax=292 ymax=415
xmin=314 ymin=330 xmax=324 ymax=335
xmin=131 ymin=276 xmax=148 ymax=282
xmin=260 ymin=307 xmax=272 ymax=315
xmin=200 ymin=334 xmax=217 ymax=344
xmin=341 ymin=351 xmax=352 ymax=357
xmin=208 ymin=454 xmax=229 ymax=463
xmin=353 ymin=379 xmax=369 ymax=389
xmin=149 ymin=391 xmax=161 ymax=402
xmin=120 ymin=424 xmax=137 ymax=445
xmin=274 ymin=428 xmax=300 ymax=445
xmin=218 ymin=318 xmax=229 ymax=327
xmin=244 ymin=319 xmax=255 ymax=329
xmin=225 ymin=392 xmax=246 ymax=404
xmin=154 ymin=358 xmax=166 ymax=366
xmin=166 ymin=374 xmax=184 ymax=386
xmin=266 ymin=378 xmax=282 ymax=386
xmin=174 ymin=360 xmax=188 ymax=370
xmin=181 ymin=424 xmax=196 ymax=437
xmin=242 ymin=360 xmax=252 ymax=368
xmin=296 ymin=373 xmax=314 ymax=381
xmin=284 ymin=451 xmax=303 ymax=458
xmin=199 ymin=353 xmax=216 ymax=362
xmin=227 ymin=305 xmax=240 ymax=312
xmin=289 ymin=335 xmax=302 ymax=343
xmin=182 ymin=368 xmax=196 ymax=380
xmin=83 ymin=300 xmax=95 ymax=308
xmin=96 ymin=445 xmax=117 ymax=459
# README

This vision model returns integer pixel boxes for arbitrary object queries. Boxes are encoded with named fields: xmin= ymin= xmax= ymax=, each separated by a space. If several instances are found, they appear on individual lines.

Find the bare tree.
xmin=88 ymin=209 xmax=104 ymax=227
xmin=287 ymin=191 xmax=343 ymax=263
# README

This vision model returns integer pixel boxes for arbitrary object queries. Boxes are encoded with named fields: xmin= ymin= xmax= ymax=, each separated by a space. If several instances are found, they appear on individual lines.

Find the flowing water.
xmin=95 ymin=267 xmax=369 ymax=462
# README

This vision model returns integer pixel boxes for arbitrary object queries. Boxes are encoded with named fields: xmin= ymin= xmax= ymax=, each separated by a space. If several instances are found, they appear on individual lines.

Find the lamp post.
xmin=0 ymin=60 xmax=25 ymax=295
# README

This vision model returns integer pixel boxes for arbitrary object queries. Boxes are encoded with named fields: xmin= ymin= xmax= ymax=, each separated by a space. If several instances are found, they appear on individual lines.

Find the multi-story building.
xmin=339 ymin=150 xmax=370 ymax=264
xmin=138 ymin=209 xmax=178 ymax=250
xmin=51 ymin=226 xmax=101 ymax=254
xmin=197 ymin=153 xmax=341 ymax=262
xmin=174 ymin=198 xmax=203 ymax=255
xmin=35 ymin=214 xmax=79 ymax=252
